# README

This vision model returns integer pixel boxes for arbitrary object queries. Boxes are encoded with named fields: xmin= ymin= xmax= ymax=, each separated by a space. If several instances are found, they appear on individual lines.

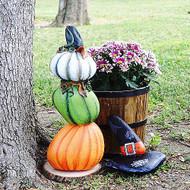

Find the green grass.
xmin=34 ymin=0 xmax=190 ymax=125
xmin=35 ymin=0 xmax=59 ymax=22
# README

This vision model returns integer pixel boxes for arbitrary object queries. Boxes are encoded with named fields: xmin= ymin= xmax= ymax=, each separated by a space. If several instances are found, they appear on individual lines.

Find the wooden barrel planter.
xmin=95 ymin=86 xmax=150 ymax=154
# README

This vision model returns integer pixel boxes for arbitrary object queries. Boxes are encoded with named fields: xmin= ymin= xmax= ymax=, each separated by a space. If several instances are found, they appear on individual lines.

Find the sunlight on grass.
xmin=34 ymin=0 xmax=190 ymax=124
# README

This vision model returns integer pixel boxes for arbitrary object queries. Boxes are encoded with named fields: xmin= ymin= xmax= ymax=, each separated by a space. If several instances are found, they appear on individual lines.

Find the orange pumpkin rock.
xmin=47 ymin=122 xmax=104 ymax=171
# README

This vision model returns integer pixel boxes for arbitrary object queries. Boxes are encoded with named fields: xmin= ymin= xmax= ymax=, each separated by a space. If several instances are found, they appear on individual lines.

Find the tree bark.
xmin=0 ymin=0 xmax=37 ymax=189
xmin=52 ymin=0 xmax=90 ymax=26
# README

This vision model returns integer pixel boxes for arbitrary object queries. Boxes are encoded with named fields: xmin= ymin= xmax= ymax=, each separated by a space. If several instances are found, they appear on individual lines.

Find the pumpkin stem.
xmin=60 ymin=80 xmax=90 ymax=98
xmin=76 ymin=46 xmax=89 ymax=59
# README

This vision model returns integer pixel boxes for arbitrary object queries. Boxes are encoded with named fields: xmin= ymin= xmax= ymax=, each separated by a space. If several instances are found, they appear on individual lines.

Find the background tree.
xmin=52 ymin=0 xmax=90 ymax=26
xmin=0 ymin=0 xmax=39 ymax=189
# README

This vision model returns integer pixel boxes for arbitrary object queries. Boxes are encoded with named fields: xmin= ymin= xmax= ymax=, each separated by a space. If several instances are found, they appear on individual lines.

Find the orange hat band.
xmin=120 ymin=141 xmax=146 ymax=156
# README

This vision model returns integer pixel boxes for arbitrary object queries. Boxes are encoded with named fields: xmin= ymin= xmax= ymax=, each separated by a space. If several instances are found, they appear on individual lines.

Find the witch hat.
xmin=106 ymin=115 xmax=166 ymax=173
xmin=108 ymin=114 xmax=146 ymax=156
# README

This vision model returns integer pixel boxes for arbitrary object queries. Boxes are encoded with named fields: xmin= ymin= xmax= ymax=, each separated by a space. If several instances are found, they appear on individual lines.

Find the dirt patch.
xmin=34 ymin=106 xmax=190 ymax=190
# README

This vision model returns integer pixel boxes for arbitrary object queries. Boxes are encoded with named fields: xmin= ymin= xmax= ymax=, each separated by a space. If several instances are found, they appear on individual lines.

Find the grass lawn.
xmin=34 ymin=0 xmax=189 ymax=125
xmin=34 ymin=0 xmax=190 ymax=189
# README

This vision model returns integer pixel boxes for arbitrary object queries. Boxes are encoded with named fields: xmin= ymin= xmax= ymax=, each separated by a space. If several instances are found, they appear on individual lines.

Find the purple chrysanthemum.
xmin=133 ymin=56 xmax=141 ymax=64
xmin=88 ymin=41 xmax=161 ymax=76
xmin=115 ymin=58 xmax=125 ymax=65
xmin=120 ymin=64 xmax=128 ymax=72
xmin=97 ymin=60 xmax=107 ymax=69
xmin=126 ymin=52 xmax=134 ymax=61
xmin=140 ymin=60 xmax=147 ymax=67
xmin=110 ymin=50 xmax=120 ymax=58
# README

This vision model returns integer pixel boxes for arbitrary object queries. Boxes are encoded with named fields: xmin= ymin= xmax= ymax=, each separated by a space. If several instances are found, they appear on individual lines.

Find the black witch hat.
xmin=108 ymin=114 xmax=146 ymax=156
xmin=106 ymin=115 xmax=166 ymax=173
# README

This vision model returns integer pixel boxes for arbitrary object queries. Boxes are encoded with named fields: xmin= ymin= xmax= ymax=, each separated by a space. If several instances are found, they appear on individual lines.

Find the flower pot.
xmin=95 ymin=86 xmax=150 ymax=154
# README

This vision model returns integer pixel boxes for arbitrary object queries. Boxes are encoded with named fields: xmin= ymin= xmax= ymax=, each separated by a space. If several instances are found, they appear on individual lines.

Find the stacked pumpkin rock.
xmin=47 ymin=26 xmax=104 ymax=171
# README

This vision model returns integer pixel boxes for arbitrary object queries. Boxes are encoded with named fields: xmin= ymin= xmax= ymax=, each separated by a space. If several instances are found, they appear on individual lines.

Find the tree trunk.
xmin=53 ymin=0 xmax=90 ymax=26
xmin=0 ymin=0 xmax=37 ymax=189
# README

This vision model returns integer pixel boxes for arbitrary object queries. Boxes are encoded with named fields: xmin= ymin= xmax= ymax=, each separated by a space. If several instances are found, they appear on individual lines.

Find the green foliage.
xmin=148 ymin=133 xmax=161 ymax=149
xmin=57 ymin=184 xmax=64 ymax=189
xmin=170 ymin=128 xmax=190 ymax=140
xmin=125 ymin=78 xmax=139 ymax=89
xmin=91 ymin=63 xmax=157 ymax=90
xmin=25 ymin=184 xmax=31 ymax=188
xmin=121 ymin=63 xmax=155 ymax=89
xmin=158 ymin=160 xmax=174 ymax=171
xmin=184 ymin=156 xmax=190 ymax=162
xmin=34 ymin=0 xmax=190 ymax=125
xmin=49 ymin=134 xmax=55 ymax=138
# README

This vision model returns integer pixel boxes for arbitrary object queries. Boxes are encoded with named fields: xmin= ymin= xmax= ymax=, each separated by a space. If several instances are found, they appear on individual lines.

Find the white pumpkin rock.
xmin=50 ymin=51 xmax=97 ymax=82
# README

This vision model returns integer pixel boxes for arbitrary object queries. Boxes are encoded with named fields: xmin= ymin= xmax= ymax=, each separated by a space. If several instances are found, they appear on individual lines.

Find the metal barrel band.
xmin=99 ymin=119 xmax=147 ymax=130
xmin=95 ymin=86 xmax=150 ymax=98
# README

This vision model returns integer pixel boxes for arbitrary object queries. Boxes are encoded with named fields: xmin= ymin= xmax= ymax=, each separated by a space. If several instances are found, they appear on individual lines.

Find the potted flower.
xmin=88 ymin=41 xmax=161 ymax=154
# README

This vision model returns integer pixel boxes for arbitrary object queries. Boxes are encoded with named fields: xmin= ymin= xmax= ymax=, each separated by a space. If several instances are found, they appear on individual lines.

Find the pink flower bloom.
xmin=119 ymin=64 xmax=128 ymax=71
xmin=140 ymin=61 xmax=147 ymax=67
xmin=127 ymin=43 xmax=133 ymax=50
xmin=115 ymin=58 xmax=125 ymax=65
xmin=88 ymin=41 xmax=160 ymax=76
xmin=133 ymin=56 xmax=141 ymax=64
xmin=90 ymin=49 xmax=96 ymax=56
xmin=126 ymin=52 xmax=134 ymax=61
xmin=97 ymin=60 xmax=106 ymax=69
xmin=104 ymin=65 xmax=113 ymax=73
xmin=134 ymin=44 xmax=139 ymax=51
xmin=148 ymin=62 xmax=157 ymax=67
xmin=111 ymin=50 xmax=120 ymax=58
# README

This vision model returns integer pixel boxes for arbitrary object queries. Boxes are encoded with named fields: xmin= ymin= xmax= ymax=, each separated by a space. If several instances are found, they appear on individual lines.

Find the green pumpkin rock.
xmin=52 ymin=85 xmax=100 ymax=126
